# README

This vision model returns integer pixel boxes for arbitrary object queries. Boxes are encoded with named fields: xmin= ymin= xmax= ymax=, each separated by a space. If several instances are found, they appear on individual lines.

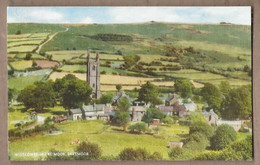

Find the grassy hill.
xmin=7 ymin=23 xmax=252 ymax=90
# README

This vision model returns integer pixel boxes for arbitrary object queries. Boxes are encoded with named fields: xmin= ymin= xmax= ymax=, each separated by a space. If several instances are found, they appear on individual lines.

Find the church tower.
xmin=87 ymin=52 xmax=101 ymax=99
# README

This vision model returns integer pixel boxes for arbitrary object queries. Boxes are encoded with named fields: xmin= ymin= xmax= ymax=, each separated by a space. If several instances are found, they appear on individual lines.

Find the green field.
xmin=8 ymin=119 xmax=189 ymax=160
xmin=9 ymin=60 xmax=33 ymax=70
xmin=8 ymin=75 xmax=45 ymax=91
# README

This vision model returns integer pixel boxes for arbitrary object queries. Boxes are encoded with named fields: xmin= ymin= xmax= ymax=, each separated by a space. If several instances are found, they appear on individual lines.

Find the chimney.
xmin=132 ymin=107 xmax=136 ymax=121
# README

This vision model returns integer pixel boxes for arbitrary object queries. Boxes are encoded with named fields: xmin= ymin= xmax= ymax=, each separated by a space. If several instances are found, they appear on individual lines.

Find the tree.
xmin=16 ymin=30 xmax=21 ymax=35
xmin=138 ymin=81 xmax=162 ymax=105
xmin=221 ymin=85 xmax=252 ymax=120
xmin=32 ymin=60 xmax=37 ymax=67
xmin=17 ymin=81 xmax=56 ymax=112
xmin=115 ymin=96 xmax=131 ymax=131
xmin=210 ymin=124 xmax=237 ymax=150
xmin=201 ymin=83 xmax=222 ymax=111
xmin=24 ymin=53 xmax=32 ymax=60
xmin=189 ymin=121 xmax=214 ymax=139
xmin=168 ymin=147 xmax=183 ymax=160
xmin=116 ymin=84 xmax=122 ymax=92
xmin=219 ymin=81 xmax=231 ymax=97
xmin=75 ymin=141 xmax=102 ymax=160
xmin=128 ymin=122 xmax=149 ymax=133
xmin=61 ymin=77 xmax=92 ymax=109
xmin=142 ymin=107 xmax=165 ymax=124
xmin=174 ymin=79 xmax=194 ymax=98
xmin=184 ymin=132 xmax=209 ymax=151
xmin=219 ymin=135 xmax=252 ymax=160
xmin=98 ymin=93 xmax=113 ymax=104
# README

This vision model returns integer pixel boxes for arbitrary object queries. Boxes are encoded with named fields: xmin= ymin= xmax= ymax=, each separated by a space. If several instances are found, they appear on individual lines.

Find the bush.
xmin=75 ymin=141 xmax=101 ymax=160
xmin=16 ymin=30 xmax=21 ymax=35
xmin=219 ymin=135 xmax=252 ymax=161
xmin=210 ymin=124 xmax=237 ymax=150
xmin=194 ymin=151 xmax=221 ymax=160
xmin=24 ymin=53 xmax=32 ymax=60
xmin=128 ymin=122 xmax=149 ymax=133
xmin=162 ymin=116 xmax=174 ymax=124
xmin=184 ymin=132 xmax=209 ymax=151
xmin=189 ymin=121 xmax=214 ymax=139
xmin=119 ymin=148 xmax=160 ymax=160
xmin=168 ymin=147 xmax=183 ymax=160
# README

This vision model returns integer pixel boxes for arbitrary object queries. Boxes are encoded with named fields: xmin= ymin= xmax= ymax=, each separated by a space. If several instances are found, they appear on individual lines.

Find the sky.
xmin=7 ymin=7 xmax=251 ymax=25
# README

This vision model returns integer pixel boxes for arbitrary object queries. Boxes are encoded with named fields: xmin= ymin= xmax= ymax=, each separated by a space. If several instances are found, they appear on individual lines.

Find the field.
xmin=35 ymin=60 xmax=59 ymax=68
xmin=8 ymin=119 xmax=189 ymax=160
xmin=9 ymin=60 xmax=33 ymax=70
xmin=8 ymin=75 xmax=45 ymax=91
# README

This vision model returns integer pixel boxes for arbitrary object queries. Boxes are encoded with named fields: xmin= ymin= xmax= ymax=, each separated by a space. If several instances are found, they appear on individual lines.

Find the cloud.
xmin=7 ymin=7 xmax=66 ymax=23
xmin=107 ymin=7 xmax=180 ymax=23
xmin=80 ymin=17 xmax=94 ymax=24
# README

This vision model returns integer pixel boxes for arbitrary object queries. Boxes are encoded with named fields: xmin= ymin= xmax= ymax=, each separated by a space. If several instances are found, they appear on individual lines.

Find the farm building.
xmin=168 ymin=141 xmax=184 ymax=148
xmin=202 ymin=109 xmax=219 ymax=125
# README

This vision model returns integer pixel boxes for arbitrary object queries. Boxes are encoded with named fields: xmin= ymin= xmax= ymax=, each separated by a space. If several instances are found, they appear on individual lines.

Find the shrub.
xmin=210 ymin=124 xmax=237 ymax=150
xmin=219 ymin=135 xmax=252 ymax=160
xmin=162 ymin=116 xmax=174 ymax=124
xmin=168 ymin=147 xmax=183 ymax=160
xmin=189 ymin=121 xmax=214 ymax=139
xmin=16 ymin=30 xmax=21 ymax=35
xmin=75 ymin=141 xmax=101 ymax=160
xmin=184 ymin=132 xmax=209 ymax=151
xmin=128 ymin=122 xmax=149 ymax=133
xmin=194 ymin=151 xmax=221 ymax=160
xmin=119 ymin=148 xmax=160 ymax=160
xmin=24 ymin=53 xmax=32 ymax=60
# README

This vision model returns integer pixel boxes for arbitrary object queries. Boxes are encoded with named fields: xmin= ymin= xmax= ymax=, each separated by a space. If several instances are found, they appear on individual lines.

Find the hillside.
xmin=7 ymin=23 xmax=252 ymax=91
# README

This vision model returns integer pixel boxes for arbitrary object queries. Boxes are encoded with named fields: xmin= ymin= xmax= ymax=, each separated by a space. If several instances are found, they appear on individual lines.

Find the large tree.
xmin=174 ymin=79 xmax=194 ymax=98
xmin=115 ymin=96 xmax=131 ymax=131
xmin=221 ymin=85 xmax=251 ymax=120
xmin=210 ymin=124 xmax=237 ymax=150
xmin=201 ymin=83 xmax=222 ymax=111
xmin=138 ymin=81 xmax=161 ymax=105
xmin=17 ymin=81 xmax=56 ymax=112
xmin=61 ymin=76 xmax=92 ymax=109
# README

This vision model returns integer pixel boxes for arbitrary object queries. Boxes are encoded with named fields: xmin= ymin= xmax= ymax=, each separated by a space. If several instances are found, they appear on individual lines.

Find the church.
xmin=86 ymin=52 xmax=101 ymax=99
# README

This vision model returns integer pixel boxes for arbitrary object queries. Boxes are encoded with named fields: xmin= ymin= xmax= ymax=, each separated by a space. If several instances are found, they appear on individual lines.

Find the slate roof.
xmin=113 ymin=91 xmax=133 ymax=103
xmin=70 ymin=108 xmax=82 ymax=114
xmin=158 ymin=105 xmax=186 ymax=112
xmin=130 ymin=106 xmax=146 ymax=112
xmin=82 ymin=104 xmax=105 ymax=112
xmin=202 ymin=109 xmax=218 ymax=120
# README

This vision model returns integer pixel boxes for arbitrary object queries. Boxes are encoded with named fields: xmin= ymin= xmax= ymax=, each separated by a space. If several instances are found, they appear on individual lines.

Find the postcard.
xmin=7 ymin=6 xmax=252 ymax=161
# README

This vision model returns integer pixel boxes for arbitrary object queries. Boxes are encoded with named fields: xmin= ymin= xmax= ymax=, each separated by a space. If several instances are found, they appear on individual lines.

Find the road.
xmin=35 ymin=27 xmax=69 ymax=54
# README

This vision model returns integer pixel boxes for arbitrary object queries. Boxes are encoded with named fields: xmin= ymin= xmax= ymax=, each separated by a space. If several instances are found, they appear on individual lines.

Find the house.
xmin=113 ymin=91 xmax=133 ymax=105
xmin=165 ymin=93 xmax=178 ymax=106
xmin=149 ymin=119 xmax=160 ymax=129
xmin=202 ymin=109 xmax=219 ymax=125
xmin=158 ymin=104 xmax=187 ymax=117
xmin=68 ymin=108 xmax=83 ymax=120
xmin=82 ymin=104 xmax=106 ymax=120
xmin=217 ymin=120 xmax=242 ymax=131
xmin=183 ymin=102 xmax=197 ymax=112
xmin=130 ymin=106 xmax=146 ymax=121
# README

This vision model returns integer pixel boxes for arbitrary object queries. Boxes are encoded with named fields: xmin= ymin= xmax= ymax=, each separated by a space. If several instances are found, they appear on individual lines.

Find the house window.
xmin=93 ymin=83 xmax=95 ymax=88
xmin=92 ymin=65 xmax=95 ymax=71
